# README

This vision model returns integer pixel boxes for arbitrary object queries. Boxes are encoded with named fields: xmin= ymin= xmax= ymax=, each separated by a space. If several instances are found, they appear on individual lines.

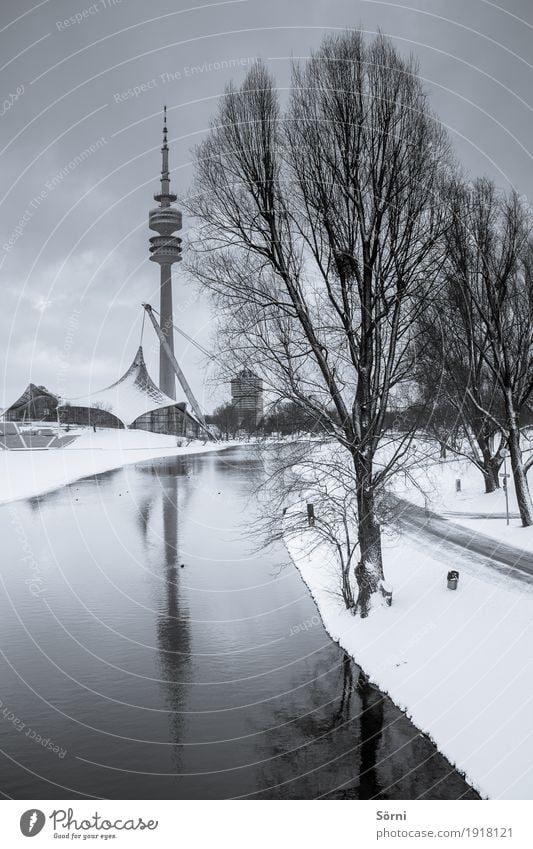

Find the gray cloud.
xmin=1 ymin=0 xmax=532 ymax=409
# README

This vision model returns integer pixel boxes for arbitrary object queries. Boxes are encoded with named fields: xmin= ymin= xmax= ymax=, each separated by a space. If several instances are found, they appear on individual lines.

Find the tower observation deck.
xmin=149 ymin=106 xmax=182 ymax=399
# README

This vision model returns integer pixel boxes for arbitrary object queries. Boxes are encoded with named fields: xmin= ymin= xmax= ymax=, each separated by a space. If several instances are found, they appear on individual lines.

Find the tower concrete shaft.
xmin=148 ymin=105 xmax=182 ymax=399
xmin=159 ymin=263 xmax=175 ymax=399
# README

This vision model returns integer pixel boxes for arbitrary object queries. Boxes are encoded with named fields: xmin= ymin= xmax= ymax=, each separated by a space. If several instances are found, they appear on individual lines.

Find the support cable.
xmin=148 ymin=305 xmax=214 ymax=360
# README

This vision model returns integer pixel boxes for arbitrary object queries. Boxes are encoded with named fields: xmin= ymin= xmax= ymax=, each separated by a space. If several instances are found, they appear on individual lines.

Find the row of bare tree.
xmin=185 ymin=30 xmax=533 ymax=616
xmin=416 ymin=180 xmax=533 ymax=526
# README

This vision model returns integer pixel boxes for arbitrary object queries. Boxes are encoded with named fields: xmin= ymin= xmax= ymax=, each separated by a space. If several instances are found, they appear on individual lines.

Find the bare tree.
xmin=414 ymin=269 xmax=506 ymax=493
xmin=263 ymin=400 xmax=324 ymax=436
xmin=444 ymin=178 xmax=533 ymax=525
xmin=186 ymin=32 xmax=450 ymax=615
xmin=208 ymin=402 xmax=239 ymax=440
xmin=257 ymin=442 xmax=362 ymax=610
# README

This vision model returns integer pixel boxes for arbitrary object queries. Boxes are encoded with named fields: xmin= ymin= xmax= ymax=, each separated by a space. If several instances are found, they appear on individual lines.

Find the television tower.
xmin=149 ymin=106 xmax=182 ymax=399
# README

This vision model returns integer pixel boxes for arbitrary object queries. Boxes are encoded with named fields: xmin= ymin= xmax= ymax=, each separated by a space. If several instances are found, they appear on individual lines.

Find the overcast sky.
xmin=1 ymin=0 xmax=532 ymax=411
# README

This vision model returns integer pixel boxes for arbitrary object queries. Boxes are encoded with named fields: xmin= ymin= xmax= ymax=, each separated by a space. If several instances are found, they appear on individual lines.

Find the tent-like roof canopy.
xmin=59 ymin=346 xmax=184 ymax=427
xmin=4 ymin=383 xmax=58 ymax=414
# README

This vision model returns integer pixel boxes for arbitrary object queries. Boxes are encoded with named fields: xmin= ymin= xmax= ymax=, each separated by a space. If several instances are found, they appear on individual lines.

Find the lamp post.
xmin=499 ymin=447 xmax=510 ymax=526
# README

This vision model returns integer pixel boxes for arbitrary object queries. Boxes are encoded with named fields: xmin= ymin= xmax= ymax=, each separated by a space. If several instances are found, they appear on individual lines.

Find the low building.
xmin=59 ymin=346 xmax=200 ymax=438
xmin=3 ymin=347 xmax=201 ymax=439
xmin=131 ymin=403 xmax=198 ymax=439
xmin=3 ymin=384 xmax=58 ymax=422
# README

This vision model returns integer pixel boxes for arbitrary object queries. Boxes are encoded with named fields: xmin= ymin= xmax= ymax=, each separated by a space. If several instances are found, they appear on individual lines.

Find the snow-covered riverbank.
xmin=0 ymin=428 xmax=235 ymax=504
xmin=282 ymin=442 xmax=533 ymax=800
xmin=285 ymin=516 xmax=533 ymax=800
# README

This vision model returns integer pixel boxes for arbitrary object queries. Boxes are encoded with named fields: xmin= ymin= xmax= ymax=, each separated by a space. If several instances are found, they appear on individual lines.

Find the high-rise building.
xmin=231 ymin=369 xmax=264 ymax=427
xmin=148 ymin=106 xmax=182 ymax=399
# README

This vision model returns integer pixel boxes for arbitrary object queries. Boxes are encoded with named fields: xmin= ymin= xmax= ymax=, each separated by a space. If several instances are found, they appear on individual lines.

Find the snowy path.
xmin=444 ymin=511 xmax=521 ymax=520
xmin=395 ymin=499 xmax=533 ymax=580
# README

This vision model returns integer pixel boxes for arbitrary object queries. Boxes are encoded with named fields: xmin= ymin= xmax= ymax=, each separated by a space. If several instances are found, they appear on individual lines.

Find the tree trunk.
xmin=482 ymin=466 xmax=498 ymax=494
xmin=352 ymin=252 xmax=387 ymax=618
xmin=354 ymin=457 xmax=384 ymax=617
xmin=478 ymin=438 xmax=500 ymax=493
xmin=354 ymin=530 xmax=383 ymax=618
xmin=501 ymin=387 xmax=533 ymax=526
xmin=341 ymin=559 xmax=356 ymax=611
xmin=508 ymin=424 xmax=533 ymax=526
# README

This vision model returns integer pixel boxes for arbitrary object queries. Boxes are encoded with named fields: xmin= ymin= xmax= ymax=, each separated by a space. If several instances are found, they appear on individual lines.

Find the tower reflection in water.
xmin=129 ymin=455 xmax=478 ymax=800
xmin=138 ymin=458 xmax=192 ymax=772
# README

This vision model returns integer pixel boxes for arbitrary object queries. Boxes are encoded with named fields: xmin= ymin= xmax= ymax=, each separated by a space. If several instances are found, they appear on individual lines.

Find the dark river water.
xmin=0 ymin=447 xmax=478 ymax=799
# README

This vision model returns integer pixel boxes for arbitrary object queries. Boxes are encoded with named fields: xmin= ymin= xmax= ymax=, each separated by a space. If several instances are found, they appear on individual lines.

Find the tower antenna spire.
xmin=158 ymin=104 xmax=173 ymax=204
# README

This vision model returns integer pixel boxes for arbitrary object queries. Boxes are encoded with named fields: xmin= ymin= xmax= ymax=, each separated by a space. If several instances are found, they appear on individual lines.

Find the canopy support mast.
xmin=142 ymin=303 xmax=214 ymax=440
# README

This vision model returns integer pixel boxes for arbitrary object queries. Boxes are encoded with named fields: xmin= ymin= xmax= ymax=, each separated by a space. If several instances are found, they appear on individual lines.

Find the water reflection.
xmin=0 ymin=448 xmax=480 ymax=799
xmin=250 ymin=650 xmax=360 ymax=798
xmin=136 ymin=495 xmax=153 ymax=541
xmin=329 ymin=662 xmax=479 ymax=800
xmin=137 ymin=455 xmax=194 ymax=480
xmin=333 ymin=652 xmax=355 ymax=725
xmin=157 ymin=475 xmax=190 ymax=773
xmin=136 ymin=461 xmax=193 ymax=773
xmin=356 ymin=670 xmax=385 ymax=799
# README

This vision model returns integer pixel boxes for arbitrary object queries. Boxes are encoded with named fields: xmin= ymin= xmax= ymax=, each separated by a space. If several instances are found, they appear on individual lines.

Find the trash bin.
xmin=447 ymin=570 xmax=459 ymax=590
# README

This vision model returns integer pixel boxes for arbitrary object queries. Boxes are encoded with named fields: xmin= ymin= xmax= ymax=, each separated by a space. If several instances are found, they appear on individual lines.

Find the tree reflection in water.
xmin=256 ymin=648 xmax=479 ymax=800
xmin=248 ymin=649 xmax=367 ymax=798
xmin=354 ymin=668 xmax=385 ymax=799
xmin=332 ymin=663 xmax=479 ymax=800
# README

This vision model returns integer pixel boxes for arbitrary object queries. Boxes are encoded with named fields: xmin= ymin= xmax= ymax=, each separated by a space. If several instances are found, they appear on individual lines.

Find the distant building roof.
xmin=232 ymin=368 xmax=261 ymax=381
xmin=5 ymin=383 xmax=58 ymax=411
xmin=59 ymin=346 xmax=195 ymax=427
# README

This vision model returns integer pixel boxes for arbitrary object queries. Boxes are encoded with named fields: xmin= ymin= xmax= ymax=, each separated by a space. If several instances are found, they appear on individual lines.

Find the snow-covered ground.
xmin=390 ymin=452 xmax=533 ymax=553
xmin=285 ymin=513 xmax=533 ymax=800
xmin=281 ymin=443 xmax=533 ymax=799
xmin=0 ymin=428 xmax=234 ymax=504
